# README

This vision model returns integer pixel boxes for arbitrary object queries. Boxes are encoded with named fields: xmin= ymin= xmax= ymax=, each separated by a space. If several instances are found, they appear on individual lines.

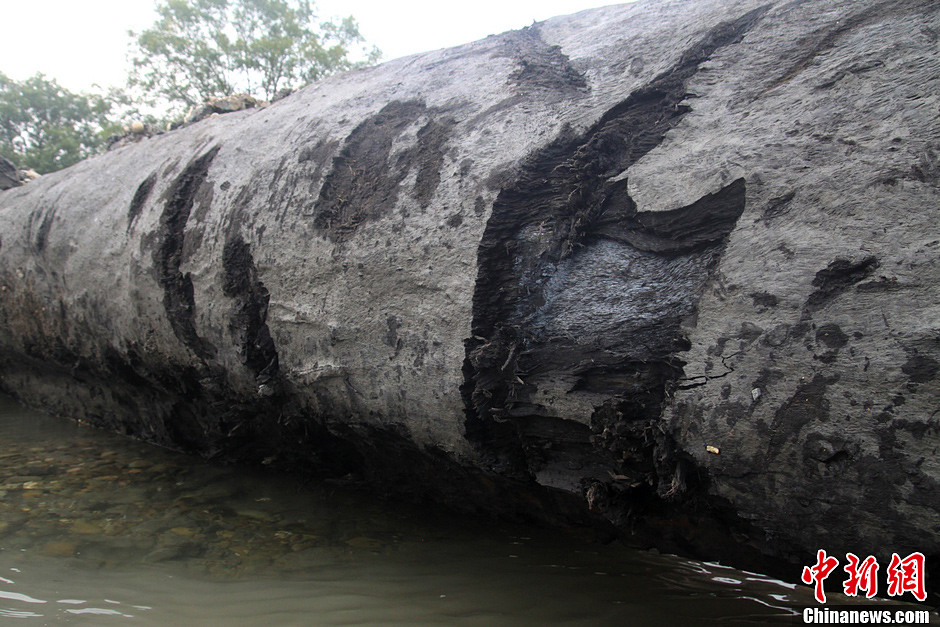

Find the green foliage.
xmin=0 ymin=72 xmax=122 ymax=174
xmin=0 ymin=0 xmax=378 ymax=174
xmin=129 ymin=0 xmax=380 ymax=115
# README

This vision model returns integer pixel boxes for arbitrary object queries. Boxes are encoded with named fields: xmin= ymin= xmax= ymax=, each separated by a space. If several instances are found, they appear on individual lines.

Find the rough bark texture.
xmin=1 ymin=0 xmax=938 ymax=590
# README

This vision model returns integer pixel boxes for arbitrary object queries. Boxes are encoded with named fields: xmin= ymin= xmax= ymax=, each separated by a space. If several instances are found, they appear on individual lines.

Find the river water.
xmin=0 ymin=393 xmax=916 ymax=625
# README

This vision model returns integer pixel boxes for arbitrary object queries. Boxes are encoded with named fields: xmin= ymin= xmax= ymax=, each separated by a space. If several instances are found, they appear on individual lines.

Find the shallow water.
xmin=0 ymin=393 xmax=915 ymax=625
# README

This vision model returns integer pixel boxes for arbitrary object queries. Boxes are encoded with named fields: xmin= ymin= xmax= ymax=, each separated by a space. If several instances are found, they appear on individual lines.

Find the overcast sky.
xmin=0 ymin=0 xmax=632 ymax=94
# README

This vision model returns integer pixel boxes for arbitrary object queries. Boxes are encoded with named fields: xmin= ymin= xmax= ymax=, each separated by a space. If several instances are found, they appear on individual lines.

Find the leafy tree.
xmin=128 ymin=0 xmax=380 ymax=114
xmin=0 ymin=72 xmax=122 ymax=174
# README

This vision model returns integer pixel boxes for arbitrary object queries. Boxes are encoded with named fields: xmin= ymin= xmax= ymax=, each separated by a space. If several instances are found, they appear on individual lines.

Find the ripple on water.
xmin=1 ymin=395 xmax=933 ymax=625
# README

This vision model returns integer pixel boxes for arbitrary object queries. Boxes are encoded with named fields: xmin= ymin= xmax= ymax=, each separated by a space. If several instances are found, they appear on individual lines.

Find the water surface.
xmin=0 ymin=393 xmax=895 ymax=625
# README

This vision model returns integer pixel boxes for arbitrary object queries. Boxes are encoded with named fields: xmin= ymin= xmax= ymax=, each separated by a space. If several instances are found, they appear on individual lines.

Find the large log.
xmin=1 ymin=0 xmax=938 ymax=581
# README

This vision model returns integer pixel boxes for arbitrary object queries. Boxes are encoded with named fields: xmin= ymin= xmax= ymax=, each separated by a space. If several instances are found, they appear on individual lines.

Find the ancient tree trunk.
xmin=1 ymin=0 xmax=938 ymax=583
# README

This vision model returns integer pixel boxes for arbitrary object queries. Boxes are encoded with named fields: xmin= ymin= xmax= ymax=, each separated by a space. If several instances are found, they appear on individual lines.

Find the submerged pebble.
xmin=0 ymin=394 xmax=862 ymax=625
xmin=0 ymin=404 xmax=425 ymax=580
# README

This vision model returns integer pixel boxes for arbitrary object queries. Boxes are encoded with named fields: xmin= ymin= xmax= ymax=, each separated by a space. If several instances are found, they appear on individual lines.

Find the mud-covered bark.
xmin=153 ymin=146 xmax=221 ymax=361
xmin=313 ymin=101 xmax=456 ymax=240
xmin=462 ymin=7 xmax=762 ymax=495
xmin=127 ymin=172 xmax=157 ymax=230
xmin=221 ymin=235 xmax=279 ymax=385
